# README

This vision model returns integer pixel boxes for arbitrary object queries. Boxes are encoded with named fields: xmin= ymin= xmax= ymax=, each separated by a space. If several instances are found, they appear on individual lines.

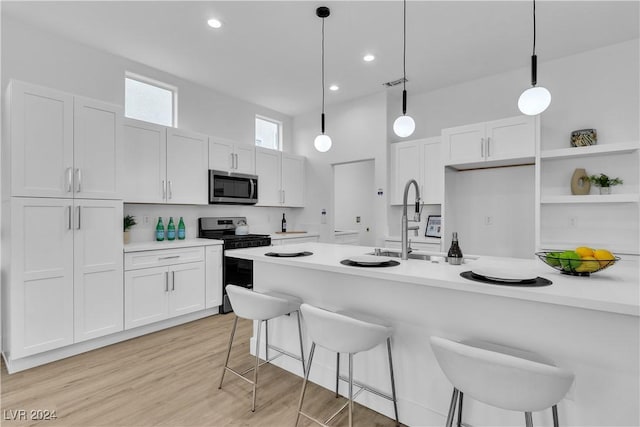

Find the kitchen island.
xmin=227 ymin=243 xmax=639 ymax=426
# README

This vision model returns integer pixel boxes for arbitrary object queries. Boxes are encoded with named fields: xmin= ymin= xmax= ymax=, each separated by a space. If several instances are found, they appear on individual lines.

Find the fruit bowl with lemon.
xmin=535 ymin=247 xmax=619 ymax=276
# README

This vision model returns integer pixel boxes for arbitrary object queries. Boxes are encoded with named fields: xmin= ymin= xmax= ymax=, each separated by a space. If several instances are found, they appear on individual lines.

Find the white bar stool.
xmin=430 ymin=336 xmax=575 ymax=427
xmin=295 ymin=303 xmax=399 ymax=427
xmin=219 ymin=285 xmax=306 ymax=412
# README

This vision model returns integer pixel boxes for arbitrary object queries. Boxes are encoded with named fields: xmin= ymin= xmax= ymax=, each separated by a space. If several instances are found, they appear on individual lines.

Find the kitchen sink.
xmin=368 ymin=249 xmax=477 ymax=263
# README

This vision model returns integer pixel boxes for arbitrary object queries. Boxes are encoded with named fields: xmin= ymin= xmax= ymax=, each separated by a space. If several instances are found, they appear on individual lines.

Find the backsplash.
xmin=124 ymin=203 xmax=304 ymax=243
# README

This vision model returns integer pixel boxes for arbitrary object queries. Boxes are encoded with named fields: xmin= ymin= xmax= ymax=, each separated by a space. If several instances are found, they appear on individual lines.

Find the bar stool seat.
xmin=430 ymin=336 xmax=575 ymax=427
xmin=295 ymin=303 xmax=399 ymax=427
xmin=219 ymin=285 xmax=306 ymax=412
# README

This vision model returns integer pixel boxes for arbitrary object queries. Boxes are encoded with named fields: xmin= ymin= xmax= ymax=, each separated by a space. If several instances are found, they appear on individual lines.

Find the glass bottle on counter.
xmin=155 ymin=217 xmax=165 ymax=241
xmin=281 ymin=213 xmax=287 ymax=232
xmin=447 ymin=232 xmax=463 ymax=265
xmin=178 ymin=217 xmax=186 ymax=240
xmin=167 ymin=217 xmax=176 ymax=241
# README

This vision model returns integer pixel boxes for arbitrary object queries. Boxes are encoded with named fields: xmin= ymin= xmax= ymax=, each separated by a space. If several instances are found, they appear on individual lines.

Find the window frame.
xmin=125 ymin=71 xmax=178 ymax=127
xmin=255 ymin=115 xmax=283 ymax=151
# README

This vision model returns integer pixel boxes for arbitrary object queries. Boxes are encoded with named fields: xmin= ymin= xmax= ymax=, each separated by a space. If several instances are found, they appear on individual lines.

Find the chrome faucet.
xmin=401 ymin=179 xmax=421 ymax=260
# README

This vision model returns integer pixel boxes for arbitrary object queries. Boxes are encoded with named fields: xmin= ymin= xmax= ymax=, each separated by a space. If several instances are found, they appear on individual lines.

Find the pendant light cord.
xmin=403 ymin=0 xmax=407 ymax=91
xmin=532 ymin=0 xmax=536 ymax=55
xmin=321 ymin=17 xmax=326 ymax=116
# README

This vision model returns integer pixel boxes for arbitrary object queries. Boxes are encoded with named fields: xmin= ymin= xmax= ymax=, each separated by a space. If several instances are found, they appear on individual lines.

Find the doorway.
xmin=333 ymin=159 xmax=375 ymax=246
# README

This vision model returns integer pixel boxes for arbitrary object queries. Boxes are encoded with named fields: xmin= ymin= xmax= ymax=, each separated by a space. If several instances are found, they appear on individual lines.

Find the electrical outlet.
xmin=569 ymin=217 xmax=578 ymax=227
xmin=356 ymin=216 xmax=361 ymax=223
xmin=485 ymin=216 xmax=493 ymax=226
xmin=143 ymin=216 xmax=150 ymax=225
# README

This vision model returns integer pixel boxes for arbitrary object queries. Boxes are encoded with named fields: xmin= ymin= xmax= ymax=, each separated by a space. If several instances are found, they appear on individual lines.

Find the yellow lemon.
xmin=593 ymin=249 xmax=615 ymax=267
xmin=575 ymin=246 xmax=595 ymax=258
xmin=575 ymin=256 xmax=600 ymax=273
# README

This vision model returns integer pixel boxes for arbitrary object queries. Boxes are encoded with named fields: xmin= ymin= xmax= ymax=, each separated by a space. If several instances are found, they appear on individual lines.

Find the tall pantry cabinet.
xmin=2 ymin=81 xmax=124 ymax=360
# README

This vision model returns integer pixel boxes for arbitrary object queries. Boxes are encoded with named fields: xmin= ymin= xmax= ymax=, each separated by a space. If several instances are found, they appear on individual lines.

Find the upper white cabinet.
xmin=123 ymin=119 xmax=208 ymax=205
xmin=391 ymin=137 xmax=443 ymax=205
xmin=255 ymin=147 xmax=305 ymax=207
xmin=442 ymin=115 xmax=537 ymax=169
xmin=209 ymin=137 xmax=255 ymax=174
xmin=7 ymin=81 xmax=122 ymax=199
xmin=6 ymin=197 xmax=123 ymax=358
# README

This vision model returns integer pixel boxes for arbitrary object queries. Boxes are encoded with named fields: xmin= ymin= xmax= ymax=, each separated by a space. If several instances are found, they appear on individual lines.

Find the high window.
xmin=125 ymin=73 xmax=177 ymax=127
xmin=255 ymin=116 xmax=282 ymax=150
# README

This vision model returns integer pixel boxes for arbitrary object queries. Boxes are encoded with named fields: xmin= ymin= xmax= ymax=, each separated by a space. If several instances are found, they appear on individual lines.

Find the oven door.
xmin=222 ymin=256 xmax=253 ymax=314
xmin=210 ymin=170 xmax=258 ymax=204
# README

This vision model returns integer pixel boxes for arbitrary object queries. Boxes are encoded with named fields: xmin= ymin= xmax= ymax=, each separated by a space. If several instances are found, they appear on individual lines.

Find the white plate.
xmin=269 ymin=248 xmax=308 ymax=256
xmin=347 ymin=255 xmax=395 ymax=265
xmin=472 ymin=262 xmax=538 ymax=282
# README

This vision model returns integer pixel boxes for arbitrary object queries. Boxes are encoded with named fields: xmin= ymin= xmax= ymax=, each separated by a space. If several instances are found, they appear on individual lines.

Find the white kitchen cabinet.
xmin=205 ymin=245 xmax=223 ymax=309
xmin=209 ymin=137 xmax=255 ymax=175
xmin=124 ymin=247 xmax=206 ymax=329
xmin=384 ymin=239 xmax=441 ymax=252
xmin=334 ymin=232 xmax=359 ymax=245
xmin=391 ymin=137 xmax=443 ymax=205
xmin=6 ymin=80 xmax=122 ymax=199
xmin=255 ymin=147 xmax=306 ymax=207
xmin=6 ymin=197 xmax=123 ymax=358
xmin=166 ymin=128 xmax=209 ymax=205
xmin=123 ymin=119 xmax=208 ymax=205
xmin=271 ymin=235 xmax=319 ymax=246
xmin=442 ymin=115 xmax=536 ymax=169
xmin=73 ymin=199 xmax=124 ymax=342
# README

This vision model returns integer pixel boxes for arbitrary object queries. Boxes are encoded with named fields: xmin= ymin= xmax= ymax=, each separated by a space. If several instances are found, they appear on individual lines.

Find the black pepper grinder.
xmin=447 ymin=232 xmax=463 ymax=265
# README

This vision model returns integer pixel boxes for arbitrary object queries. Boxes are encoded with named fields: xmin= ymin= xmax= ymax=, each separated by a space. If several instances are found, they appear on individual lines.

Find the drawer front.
xmin=125 ymin=247 xmax=205 ymax=270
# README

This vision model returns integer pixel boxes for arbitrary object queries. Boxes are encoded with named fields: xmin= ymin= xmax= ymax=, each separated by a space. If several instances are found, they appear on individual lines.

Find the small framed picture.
xmin=425 ymin=215 xmax=442 ymax=238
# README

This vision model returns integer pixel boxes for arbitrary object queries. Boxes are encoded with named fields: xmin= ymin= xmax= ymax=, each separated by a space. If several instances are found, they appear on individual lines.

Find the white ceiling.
xmin=3 ymin=1 xmax=639 ymax=116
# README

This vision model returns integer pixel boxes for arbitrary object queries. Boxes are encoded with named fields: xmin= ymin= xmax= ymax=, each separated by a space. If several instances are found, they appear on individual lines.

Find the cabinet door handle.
xmin=171 ymin=271 xmax=175 ymax=291
xmin=75 ymin=168 xmax=82 ymax=193
xmin=66 ymin=168 xmax=73 ymax=192
xmin=158 ymin=255 xmax=180 ymax=260
xmin=487 ymin=137 xmax=491 ymax=157
xmin=168 ymin=181 xmax=173 ymax=199
xmin=480 ymin=138 xmax=485 ymax=158
xmin=76 ymin=206 xmax=81 ymax=230
xmin=230 ymin=153 xmax=234 ymax=170
xmin=162 ymin=180 xmax=166 ymax=200
xmin=67 ymin=206 xmax=72 ymax=230
xmin=165 ymin=271 xmax=169 ymax=292
xmin=235 ymin=153 xmax=239 ymax=169
xmin=282 ymin=190 xmax=285 ymax=204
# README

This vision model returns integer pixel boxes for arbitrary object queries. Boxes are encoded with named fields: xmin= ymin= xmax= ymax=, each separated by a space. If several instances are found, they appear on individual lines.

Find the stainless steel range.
xmin=198 ymin=217 xmax=271 ymax=313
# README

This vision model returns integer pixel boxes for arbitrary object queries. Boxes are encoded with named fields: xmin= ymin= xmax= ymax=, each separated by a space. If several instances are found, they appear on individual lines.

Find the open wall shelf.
xmin=541 ymin=142 xmax=639 ymax=160
xmin=541 ymin=194 xmax=639 ymax=204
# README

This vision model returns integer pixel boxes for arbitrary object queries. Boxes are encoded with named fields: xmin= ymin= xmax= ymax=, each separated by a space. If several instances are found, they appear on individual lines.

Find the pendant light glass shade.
xmin=518 ymin=0 xmax=550 ymax=115
xmin=393 ymin=0 xmax=414 ymax=138
xmin=393 ymin=115 xmax=415 ymax=138
xmin=314 ymin=134 xmax=332 ymax=152
xmin=518 ymin=86 xmax=551 ymax=116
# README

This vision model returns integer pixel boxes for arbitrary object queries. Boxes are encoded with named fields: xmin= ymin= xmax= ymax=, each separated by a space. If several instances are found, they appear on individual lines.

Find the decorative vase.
xmin=599 ymin=187 xmax=611 ymax=195
xmin=570 ymin=168 xmax=591 ymax=195
xmin=123 ymin=230 xmax=131 ymax=244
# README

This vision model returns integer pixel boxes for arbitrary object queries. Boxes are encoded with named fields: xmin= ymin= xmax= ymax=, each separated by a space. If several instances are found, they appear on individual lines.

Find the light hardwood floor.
xmin=1 ymin=314 xmax=401 ymax=426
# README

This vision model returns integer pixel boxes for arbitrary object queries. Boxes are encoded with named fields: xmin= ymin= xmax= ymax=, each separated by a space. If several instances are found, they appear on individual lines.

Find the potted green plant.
xmin=588 ymin=173 xmax=623 ymax=195
xmin=124 ymin=215 xmax=137 ymax=244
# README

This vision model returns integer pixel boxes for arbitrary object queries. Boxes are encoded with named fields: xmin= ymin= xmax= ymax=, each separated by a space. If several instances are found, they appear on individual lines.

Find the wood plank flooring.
xmin=1 ymin=314 xmax=400 ymax=426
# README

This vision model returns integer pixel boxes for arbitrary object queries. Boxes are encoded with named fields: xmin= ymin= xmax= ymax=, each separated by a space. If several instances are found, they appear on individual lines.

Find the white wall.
xmin=1 ymin=16 xmax=305 ymax=240
xmin=292 ymin=91 xmax=389 ymax=244
xmin=334 ymin=160 xmax=375 ymax=246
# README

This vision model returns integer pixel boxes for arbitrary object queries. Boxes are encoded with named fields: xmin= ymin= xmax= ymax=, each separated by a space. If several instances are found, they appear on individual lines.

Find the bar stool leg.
xmin=457 ymin=391 xmax=464 ymax=427
xmin=386 ymin=338 xmax=399 ymax=426
xmin=552 ymin=405 xmax=559 ymax=427
xmin=296 ymin=311 xmax=306 ymax=374
xmin=525 ymin=411 xmax=534 ymax=427
xmin=348 ymin=353 xmax=354 ymax=427
xmin=265 ymin=319 xmax=269 ymax=362
xmin=219 ymin=316 xmax=238 ymax=389
xmin=252 ymin=320 xmax=262 ymax=412
xmin=446 ymin=388 xmax=459 ymax=427
xmin=295 ymin=342 xmax=316 ymax=427
xmin=335 ymin=353 xmax=340 ymax=398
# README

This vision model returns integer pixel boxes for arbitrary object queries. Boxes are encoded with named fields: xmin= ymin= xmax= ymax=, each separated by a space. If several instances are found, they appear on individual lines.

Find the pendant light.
xmin=314 ymin=6 xmax=332 ymax=153
xmin=518 ymin=0 xmax=551 ymax=115
xmin=393 ymin=0 xmax=415 ymax=138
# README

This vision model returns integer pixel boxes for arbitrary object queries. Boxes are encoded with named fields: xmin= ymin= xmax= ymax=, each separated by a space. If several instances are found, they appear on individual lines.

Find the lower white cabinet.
xmin=5 ymin=197 xmax=123 ymax=359
xmin=124 ymin=247 xmax=206 ymax=329
xmin=205 ymin=245 xmax=223 ymax=309
xmin=384 ymin=239 xmax=441 ymax=252
xmin=271 ymin=235 xmax=319 ymax=246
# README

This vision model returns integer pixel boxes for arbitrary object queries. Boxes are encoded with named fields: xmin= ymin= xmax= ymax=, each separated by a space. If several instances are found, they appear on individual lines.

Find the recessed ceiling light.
xmin=363 ymin=54 xmax=375 ymax=62
xmin=329 ymin=84 xmax=339 ymax=91
xmin=207 ymin=18 xmax=222 ymax=29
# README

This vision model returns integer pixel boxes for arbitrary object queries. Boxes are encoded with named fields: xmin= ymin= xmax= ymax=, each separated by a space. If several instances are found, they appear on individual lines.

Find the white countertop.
xmin=226 ymin=242 xmax=640 ymax=316
xmin=269 ymin=232 xmax=320 ymax=240
xmin=124 ymin=238 xmax=223 ymax=252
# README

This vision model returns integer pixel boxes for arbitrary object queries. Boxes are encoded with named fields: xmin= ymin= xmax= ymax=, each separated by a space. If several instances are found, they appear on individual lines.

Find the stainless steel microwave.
xmin=209 ymin=170 xmax=258 ymax=204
